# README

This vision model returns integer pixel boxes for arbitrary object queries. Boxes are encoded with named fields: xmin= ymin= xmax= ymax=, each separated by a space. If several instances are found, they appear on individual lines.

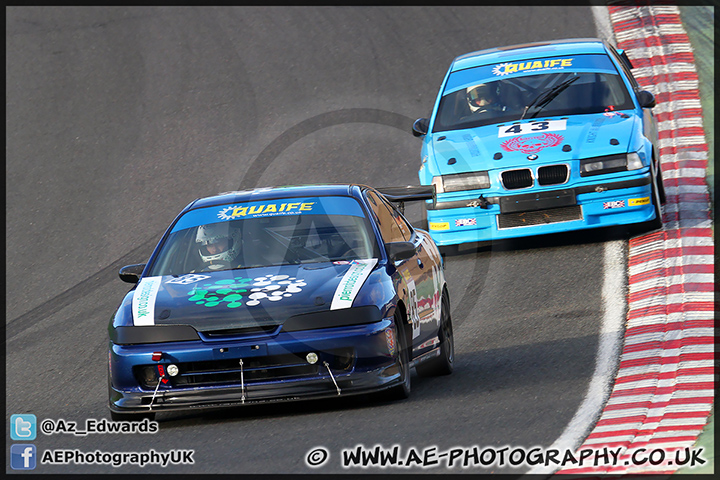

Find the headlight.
xmin=626 ymin=152 xmax=643 ymax=170
xmin=432 ymin=172 xmax=491 ymax=193
xmin=580 ymin=153 xmax=642 ymax=177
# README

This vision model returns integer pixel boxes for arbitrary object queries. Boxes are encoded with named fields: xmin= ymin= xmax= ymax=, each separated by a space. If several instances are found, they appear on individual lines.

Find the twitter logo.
xmin=11 ymin=414 xmax=36 ymax=441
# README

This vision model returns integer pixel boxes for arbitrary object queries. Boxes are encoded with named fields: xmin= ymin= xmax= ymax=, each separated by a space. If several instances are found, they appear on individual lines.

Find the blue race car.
xmin=109 ymin=184 xmax=452 ymax=420
xmin=413 ymin=38 xmax=666 ymax=251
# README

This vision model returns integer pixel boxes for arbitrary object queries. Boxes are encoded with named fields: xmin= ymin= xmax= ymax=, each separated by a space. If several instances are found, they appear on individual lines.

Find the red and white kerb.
xmin=559 ymin=5 xmax=714 ymax=475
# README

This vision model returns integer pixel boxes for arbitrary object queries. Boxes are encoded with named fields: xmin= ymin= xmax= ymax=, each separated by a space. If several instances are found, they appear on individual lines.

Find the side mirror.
xmin=386 ymin=241 xmax=416 ymax=262
xmin=412 ymin=118 xmax=429 ymax=137
xmin=637 ymin=90 xmax=656 ymax=108
xmin=119 ymin=264 xmax=146 ymax=283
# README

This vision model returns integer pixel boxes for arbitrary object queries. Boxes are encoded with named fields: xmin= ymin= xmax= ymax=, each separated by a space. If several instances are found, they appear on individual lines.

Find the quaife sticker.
xmin=498 ymin=119 xmax=567 ymax=138
xmin=132 ymin=277 xmax=162 ymax=326
xmin=629 ymin=197 xmax=650 ymax=206
xmin=330 ymin=259 xmax=378 ymax=310
xmin=492 ymin=58 xmax=573 ymax=76
xmin=218 ymin=202 xmax=315 ymax=221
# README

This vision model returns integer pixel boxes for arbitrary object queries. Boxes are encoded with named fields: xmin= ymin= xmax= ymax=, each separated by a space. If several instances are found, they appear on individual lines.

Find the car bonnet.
xmin=429 ymin=112 xmax=638 ymax=173
xmin=128 ymin=260 xmax=378 ymax=332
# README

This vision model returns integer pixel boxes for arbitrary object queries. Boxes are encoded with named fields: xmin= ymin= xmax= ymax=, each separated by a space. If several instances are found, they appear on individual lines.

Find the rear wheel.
xmin=416 ymin=290 xmax=454 ymax=377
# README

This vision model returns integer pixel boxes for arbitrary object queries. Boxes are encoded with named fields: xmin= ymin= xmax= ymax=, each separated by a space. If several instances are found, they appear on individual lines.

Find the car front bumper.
xmin=109 ymin=319 xmax=403 ymax=414
xmin=425 ymin=173 xmax=657 ymax=245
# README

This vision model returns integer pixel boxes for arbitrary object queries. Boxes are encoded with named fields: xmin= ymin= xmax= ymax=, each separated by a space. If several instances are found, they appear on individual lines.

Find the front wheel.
xmin=655 ymin=157 xmax=667 ymax=204
xmin=438 ymin=244 xmax=459 ymax=257
xmin=385 ymin=313 xmax=411 ymax=400
xmin=416 ymin=290 xmax=454 ymax=377
xmin=644 ymin=169 xmax=664 ymax=232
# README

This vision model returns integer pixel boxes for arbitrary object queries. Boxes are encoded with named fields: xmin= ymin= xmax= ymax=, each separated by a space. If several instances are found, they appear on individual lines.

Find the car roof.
xmin=451 ymin=38 xmax=608 ymax=72
xmin=188 ymin=184 xmax=367 ymax=210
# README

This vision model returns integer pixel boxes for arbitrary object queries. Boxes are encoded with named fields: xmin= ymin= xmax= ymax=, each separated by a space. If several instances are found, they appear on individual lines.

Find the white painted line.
xmin=606 ymin=390 xmax=716 ymax=405
xmin=527 ymin=240 xmax=627 ymax=474
xmin=623 ymin=329 xmax=716 ymax=345
xmin=616 ymin=364 xmax=714 ymax=379
xmin=594 ymin=404 xmax=713 ymax=421
xmin=612 ymin=375 xmax=716 ymax=391
xmin=629 ymin=274 xmax=714 ymax=292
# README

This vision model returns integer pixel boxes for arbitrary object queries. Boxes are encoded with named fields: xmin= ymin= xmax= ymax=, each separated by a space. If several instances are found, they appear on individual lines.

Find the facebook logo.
xmin=10 ymin=414 xmax=36 ymax=440
xmin=11 ymin=444 xmax=37 ymax=470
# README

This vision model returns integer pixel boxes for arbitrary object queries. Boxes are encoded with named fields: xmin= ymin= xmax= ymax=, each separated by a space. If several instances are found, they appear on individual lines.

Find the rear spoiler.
xmin=375 ymin=185 xmax=435 ymax=214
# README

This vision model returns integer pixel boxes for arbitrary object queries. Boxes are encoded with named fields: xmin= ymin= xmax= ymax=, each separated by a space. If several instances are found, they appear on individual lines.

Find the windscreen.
xmin=148 ymin=196 xmax=380 ymax=276
xmin=433 ymin=54 xmax=635 ymax=132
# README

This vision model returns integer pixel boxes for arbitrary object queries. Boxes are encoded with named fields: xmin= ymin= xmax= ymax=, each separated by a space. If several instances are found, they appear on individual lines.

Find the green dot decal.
xmin=185 ymin=277 xmax=253 ymax=309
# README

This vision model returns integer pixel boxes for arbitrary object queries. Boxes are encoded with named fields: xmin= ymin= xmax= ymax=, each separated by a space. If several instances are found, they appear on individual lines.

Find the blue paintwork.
xmin=417 ymin=38 xmax=662 ymax=246
xmin=109 ymin=184 xmax=448 ymax=415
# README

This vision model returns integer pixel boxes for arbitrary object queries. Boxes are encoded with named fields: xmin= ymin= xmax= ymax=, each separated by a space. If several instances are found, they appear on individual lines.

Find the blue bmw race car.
xmin=413 ymin=38 xmax=666 ymax=251
xmin=109 ymin=184 xmax=452 ymax=420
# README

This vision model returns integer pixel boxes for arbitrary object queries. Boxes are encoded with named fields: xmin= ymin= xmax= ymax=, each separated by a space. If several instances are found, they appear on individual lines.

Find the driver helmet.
xmin=196 ymin=223 xmax=241 ymax=267
xmin=466 ymin=83 xmax=500 ymax=112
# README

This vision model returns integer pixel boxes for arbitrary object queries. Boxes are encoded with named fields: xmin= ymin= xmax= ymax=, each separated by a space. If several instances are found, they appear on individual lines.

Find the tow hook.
xmin=468 ymin=195 xmax=490 ymax=209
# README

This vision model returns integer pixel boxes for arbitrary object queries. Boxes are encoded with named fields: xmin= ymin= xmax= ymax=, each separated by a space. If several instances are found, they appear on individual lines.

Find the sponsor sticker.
xmin=628 ymin=197 xmax=650 ymax=206
xmin=455 ymin=218 xmax=477 ymax=227
xmin=492 ymin=58 xmax=573 ymax=76
xmin=603 ymin=200 xmax=625 ymax=209
xmin=498 ymin=119 xmax=567 ymax=138
xmin=386 ymin=329 xmax=396 ymax=356
xmin=501 ymin=133 xmax=564 ymax=154
xmin=132 ymin=277 xmax=162 ymax=326
xmin=418 ymin=337 xmax=440 ymax=349
xmin=429 ymin=222 xmax=450 ymax=231
xmin=218 ymin=202 xmax=315 ymax=221
xmin=171 ymin=196 xmax=365 ymax=234
xmin=330 ymin=259 xmax=378 ymax=310
xmin=167 ymin=274 xmax=211 ymax=285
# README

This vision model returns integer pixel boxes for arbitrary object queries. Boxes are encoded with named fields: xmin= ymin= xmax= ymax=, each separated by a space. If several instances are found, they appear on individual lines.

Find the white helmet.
xmin=466 ymin=83 xmax=499 ymax=113
xmin=196 ymin=223 xmax=241 ymax=268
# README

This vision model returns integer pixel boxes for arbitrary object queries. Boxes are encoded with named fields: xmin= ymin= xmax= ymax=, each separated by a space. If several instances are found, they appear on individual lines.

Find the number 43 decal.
xmin=498 ymin=119 xmax=567 ymax=138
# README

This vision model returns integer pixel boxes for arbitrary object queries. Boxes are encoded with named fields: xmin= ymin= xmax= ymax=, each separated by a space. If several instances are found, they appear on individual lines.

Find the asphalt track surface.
xmin=5 ymin=6 xmax=641 ymax=474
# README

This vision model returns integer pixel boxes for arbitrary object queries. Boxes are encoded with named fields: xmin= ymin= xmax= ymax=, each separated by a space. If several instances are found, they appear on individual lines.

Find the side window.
xmin=608 ymin=47 xmax=640 ymax=91
xmin=381 ymin=197 xmax=413 ymax=241
xmin=365 ymin=191 xmax=408 ymax=243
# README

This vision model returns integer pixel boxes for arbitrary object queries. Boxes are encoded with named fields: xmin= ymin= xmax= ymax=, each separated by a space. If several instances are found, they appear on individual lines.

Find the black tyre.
xmin=645 ymin=169 xmax=664 ymax=232
xmin=656 ymin=161 xmax=667 ymax=204
xmin=416 ymin=290 xmax=454 ymax=377
xmin=110 ymin=410 xmax=156 ymax=422
xmin=439 ymin=244 xmax=459 ymax=256
xmin=386 ymin=312 xmax=411 ymax=400
xmin=418 ymin=201 xmax=429 ymax=231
